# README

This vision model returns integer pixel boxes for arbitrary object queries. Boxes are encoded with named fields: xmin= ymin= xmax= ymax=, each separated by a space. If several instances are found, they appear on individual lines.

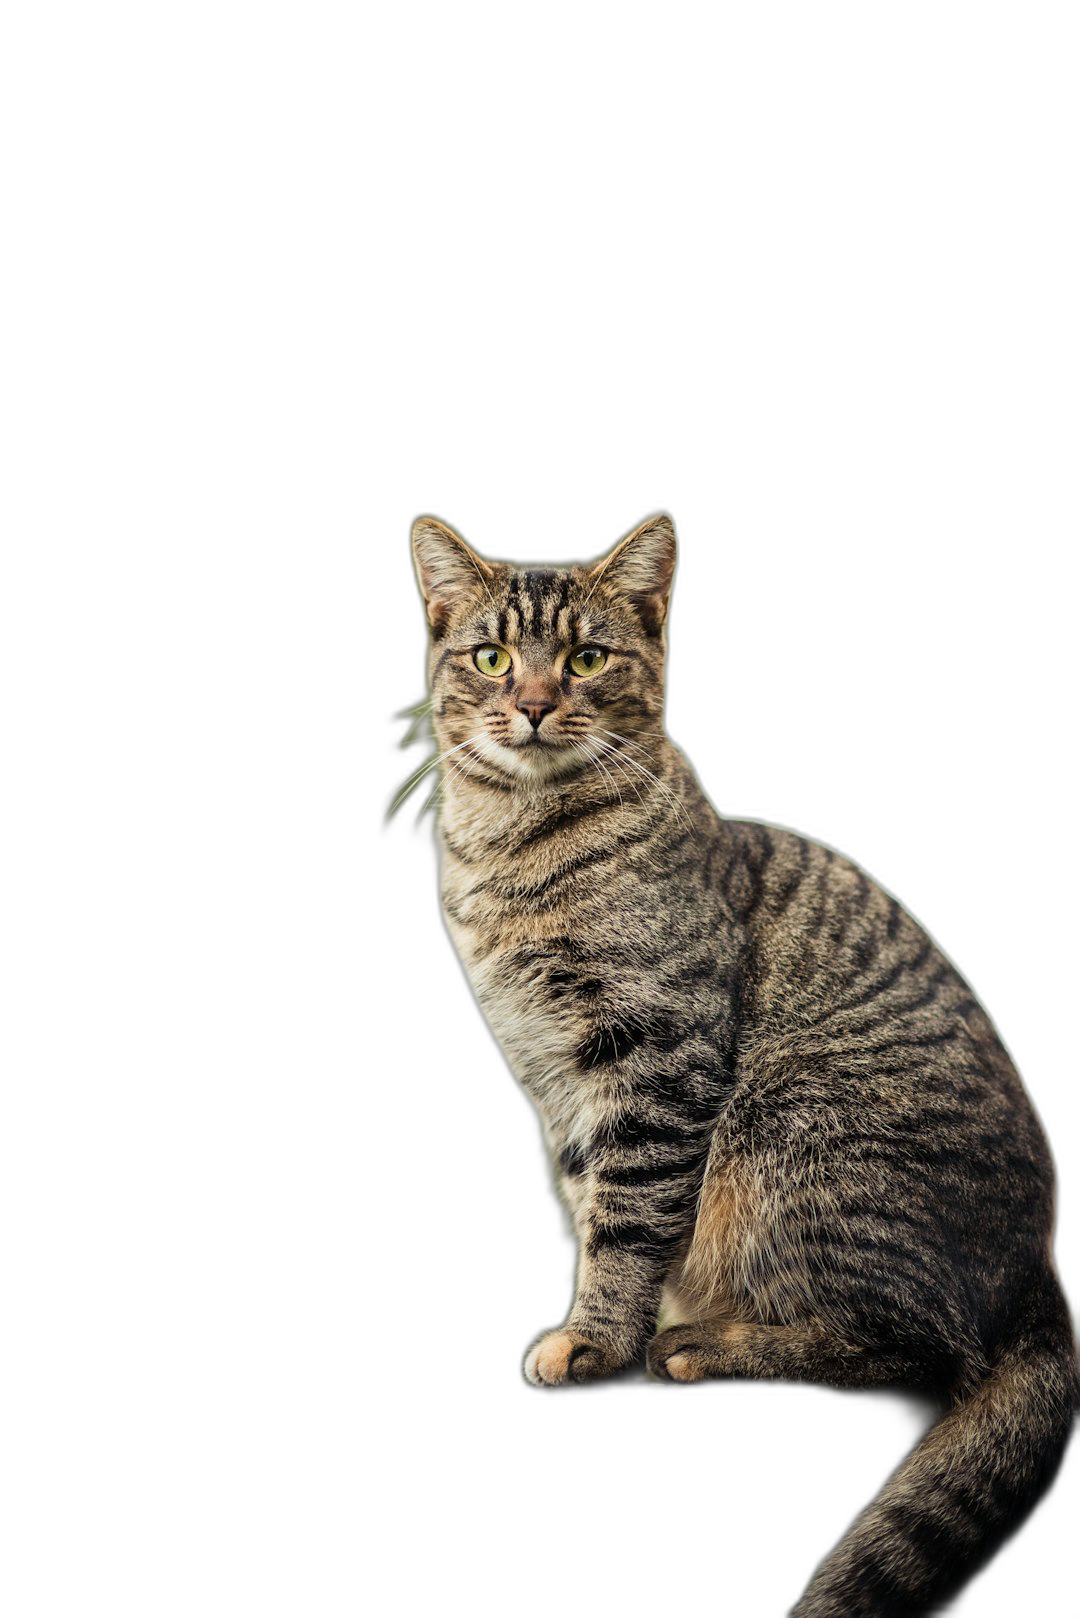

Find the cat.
xmin=408 ymin=511 xmax=1077 ymax=1617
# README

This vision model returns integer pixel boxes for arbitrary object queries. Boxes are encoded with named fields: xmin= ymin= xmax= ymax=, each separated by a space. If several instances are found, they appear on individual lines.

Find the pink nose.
xmin=517 ymin=699 xmax=555 ymax=731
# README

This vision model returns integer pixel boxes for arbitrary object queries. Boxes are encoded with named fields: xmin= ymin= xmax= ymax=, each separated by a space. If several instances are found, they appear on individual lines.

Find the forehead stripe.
xmin=462 ymin=567 xmax=602 ymax=648
xmin=524 ymin=570 xmax=550 ymax=627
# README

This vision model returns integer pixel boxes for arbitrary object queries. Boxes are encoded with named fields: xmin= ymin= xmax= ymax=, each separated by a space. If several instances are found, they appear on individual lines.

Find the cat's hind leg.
xmin=646 ymin=1318 xmax=929 ymax=1390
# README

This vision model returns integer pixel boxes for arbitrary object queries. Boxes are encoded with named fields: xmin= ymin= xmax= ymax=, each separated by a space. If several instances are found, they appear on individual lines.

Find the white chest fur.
xmin=444 ymin=904 xmax=617 ymax=1147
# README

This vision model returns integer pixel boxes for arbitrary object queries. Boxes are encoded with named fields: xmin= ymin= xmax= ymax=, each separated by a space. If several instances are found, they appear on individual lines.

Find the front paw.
xmin=523 ymin=1329 xmax=624 ymax=1387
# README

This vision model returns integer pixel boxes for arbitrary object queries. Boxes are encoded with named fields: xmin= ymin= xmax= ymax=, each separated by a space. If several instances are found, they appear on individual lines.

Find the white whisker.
xmin=573 ymin=738 xmax=624 ymax=811
xmin=586 ymin=733 xmax=694 ymax=831
xmin=389 ymin=731 xmax=485 ymax=815
xmin=597 ymin=727 xmax=661 ymax=763
xmin=566 ymin=741 xmax=615 ymax=802
xmin=579 ymin=736 xmax=646 ymax=808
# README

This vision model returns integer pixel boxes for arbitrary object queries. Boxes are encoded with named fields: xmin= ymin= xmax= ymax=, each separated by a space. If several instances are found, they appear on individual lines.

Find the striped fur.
xmin=411 ymin=512 xmax=1077 ymax=1616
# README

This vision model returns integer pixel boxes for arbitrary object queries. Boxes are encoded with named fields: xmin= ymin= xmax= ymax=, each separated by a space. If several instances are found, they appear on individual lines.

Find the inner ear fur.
xmin=589 ymin=513 xmax=676 ymax=635
xmin=411 ymin=516 xmax=494 ymax=635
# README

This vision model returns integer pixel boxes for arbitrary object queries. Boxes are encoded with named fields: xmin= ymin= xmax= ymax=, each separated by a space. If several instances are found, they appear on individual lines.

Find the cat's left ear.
xmin=588 ymin=513 xmax=676 ymax=635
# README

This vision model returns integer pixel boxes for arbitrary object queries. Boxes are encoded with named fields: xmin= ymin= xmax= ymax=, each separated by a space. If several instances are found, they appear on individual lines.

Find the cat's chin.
xmin=474 ymin=733 xmax=584 ymax=785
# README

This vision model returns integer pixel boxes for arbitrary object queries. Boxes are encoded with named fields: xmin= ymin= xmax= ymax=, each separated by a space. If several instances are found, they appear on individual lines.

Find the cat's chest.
xmin=440 ymin=865 xmax=621 ymax=1136
xmin=446 ymin=897 xmax=585 ymax=1056
xmin=471 ymin=948 xmax=588 ymax=1118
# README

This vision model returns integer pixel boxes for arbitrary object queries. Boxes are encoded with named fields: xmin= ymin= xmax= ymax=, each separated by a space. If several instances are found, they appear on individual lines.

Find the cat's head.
xmin=411 ymin=514 xmax=675 ymax=785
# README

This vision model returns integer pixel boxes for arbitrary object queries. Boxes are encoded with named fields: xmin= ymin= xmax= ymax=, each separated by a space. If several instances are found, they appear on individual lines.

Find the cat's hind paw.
xmin=645 ymin=1324 xmax=739 ymax=1381
xmin=523 ymin=1329 xmax=622 ymax=1387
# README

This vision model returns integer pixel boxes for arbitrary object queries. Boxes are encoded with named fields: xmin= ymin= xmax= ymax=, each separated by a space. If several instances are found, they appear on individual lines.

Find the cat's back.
xmin=715 ymin=815 xmax=1055 ymax=1241
xmin=719 ymin=815 xmax=1020 ymax=1066
xmin=731 ymin=821 xmax=1042 ymax=1126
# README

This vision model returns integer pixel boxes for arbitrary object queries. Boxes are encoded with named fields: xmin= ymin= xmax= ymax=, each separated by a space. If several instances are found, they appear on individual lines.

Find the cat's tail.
xmin=792 ymin=1264 xmax=1078 ymax=1617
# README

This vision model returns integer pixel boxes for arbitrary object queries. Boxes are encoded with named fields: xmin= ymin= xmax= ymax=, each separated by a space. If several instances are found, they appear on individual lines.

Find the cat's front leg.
xmin=524 ymin=1123 xmax=708 ymax=1387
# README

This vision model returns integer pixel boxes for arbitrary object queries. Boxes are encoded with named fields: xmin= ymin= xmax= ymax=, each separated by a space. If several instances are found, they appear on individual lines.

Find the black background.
xmin=374 ymin=433 xmax=1075 ymax=1618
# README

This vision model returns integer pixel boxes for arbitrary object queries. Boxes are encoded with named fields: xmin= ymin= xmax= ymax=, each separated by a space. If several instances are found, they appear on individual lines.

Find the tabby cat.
xmin=408 ymin=512 xmax=1076 ymax=1616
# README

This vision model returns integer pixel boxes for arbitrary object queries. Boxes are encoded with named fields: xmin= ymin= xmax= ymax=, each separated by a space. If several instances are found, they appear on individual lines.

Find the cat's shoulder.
xmin=719 ymin=814 xmax=915 ymax=931
xmin=722 ymin=814 xmax=865 ymax=875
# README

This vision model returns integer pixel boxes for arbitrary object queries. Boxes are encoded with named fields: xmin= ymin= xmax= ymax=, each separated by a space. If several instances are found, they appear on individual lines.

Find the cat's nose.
xmin=517 ymin=698 xmax=555 ymax=731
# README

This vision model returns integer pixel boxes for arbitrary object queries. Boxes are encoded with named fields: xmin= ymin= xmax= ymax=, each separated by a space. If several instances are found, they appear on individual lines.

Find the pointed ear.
xmin=411 ymin=516 xmax=493 ymax=635
xmin=588 ymin=513 xmax=676 ymax=635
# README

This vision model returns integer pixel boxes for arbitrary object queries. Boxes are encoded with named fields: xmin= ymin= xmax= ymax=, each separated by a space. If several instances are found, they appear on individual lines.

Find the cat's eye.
xmin=568 ymin=646 xmax=607 ymax=678
xmin=473 ymin=644 xmax=511 ymax=677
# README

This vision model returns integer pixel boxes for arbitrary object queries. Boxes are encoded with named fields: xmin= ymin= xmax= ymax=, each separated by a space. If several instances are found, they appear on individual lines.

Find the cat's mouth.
xmin=475 ymin=729 xmax=584 ymax=782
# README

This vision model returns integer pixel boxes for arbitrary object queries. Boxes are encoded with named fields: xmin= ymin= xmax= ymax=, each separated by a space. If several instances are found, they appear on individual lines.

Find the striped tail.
xmin=792 ymin=1267 xmax=1078 ymax=1617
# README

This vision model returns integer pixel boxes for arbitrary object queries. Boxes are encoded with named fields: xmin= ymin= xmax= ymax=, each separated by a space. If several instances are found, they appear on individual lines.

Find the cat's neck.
xmin=434 ymin=731 xmax=696 ymax=857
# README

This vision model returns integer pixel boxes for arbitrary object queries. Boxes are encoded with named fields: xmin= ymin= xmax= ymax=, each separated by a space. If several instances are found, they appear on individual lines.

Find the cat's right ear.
xmin=411 ymin=517 xmax=494 ymax=635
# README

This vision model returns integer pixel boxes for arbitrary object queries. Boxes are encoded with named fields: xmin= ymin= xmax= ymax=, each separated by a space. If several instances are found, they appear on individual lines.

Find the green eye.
xmin=474 ymin=644 xmax=511 ymax=677
xmin=568 ymin=646 xmax=607 ymax=678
